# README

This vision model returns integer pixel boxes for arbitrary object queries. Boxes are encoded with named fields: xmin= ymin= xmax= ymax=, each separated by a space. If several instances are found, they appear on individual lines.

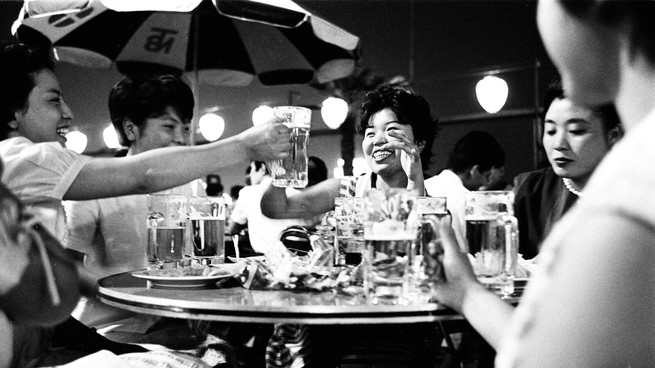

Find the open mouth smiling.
xmin=56 ymin=126 xmax=69 ymax=139
xmin=372 ymin=150 xmax=393 ymax=161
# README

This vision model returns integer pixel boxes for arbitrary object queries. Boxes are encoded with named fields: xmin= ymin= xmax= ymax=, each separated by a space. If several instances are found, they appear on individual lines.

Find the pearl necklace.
xmin=562 ymin=178 xmax=583 ymax=197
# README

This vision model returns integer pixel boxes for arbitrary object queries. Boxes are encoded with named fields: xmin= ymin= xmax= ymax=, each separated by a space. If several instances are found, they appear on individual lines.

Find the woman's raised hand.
xmin=384 ymin=130 xmax=423 ymax=182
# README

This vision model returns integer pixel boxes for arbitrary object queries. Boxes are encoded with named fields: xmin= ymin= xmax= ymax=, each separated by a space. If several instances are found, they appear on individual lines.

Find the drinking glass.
xmin=465 ymin=190 xmax=518 ymax=298
xmin=412 ymin=197 xmax=449 ymax=299
xmin=363 ymin=189 xmax=419 ymax=304
xmin=146 ymin=194 xmax=189 ymax=269
xmin=334 ymin=197 xmax=365 ymax=265
xmin=188 ymin=196 xmax=226 ymax=265
xmin=269 ymin=106 xmax=311 ymax=188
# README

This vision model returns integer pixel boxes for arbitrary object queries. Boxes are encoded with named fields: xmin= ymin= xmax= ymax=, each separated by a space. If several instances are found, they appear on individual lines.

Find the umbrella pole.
xmin=190 ymin=8 xmax=200 ymax=146
xmin=191 ymin=70 xmax=199 ymax=146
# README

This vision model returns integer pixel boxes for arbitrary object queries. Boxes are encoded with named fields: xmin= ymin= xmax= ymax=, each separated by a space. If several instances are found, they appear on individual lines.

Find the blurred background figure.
xmin=205 ymin=174 xmax=224 ymax=197
xmin=229 ymin=185 xmax=244 ymax=204
xmin=478 ymin=165 xmax=513 ymax=191
xmin=424 ymin=130 xmax=505 ymax=251
xmin=307 ymin=156 xmax=328 ymax=187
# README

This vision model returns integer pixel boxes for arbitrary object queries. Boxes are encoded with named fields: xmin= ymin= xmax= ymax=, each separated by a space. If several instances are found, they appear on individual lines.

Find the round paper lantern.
xmin=476 ymin=75 xmax=508 ymax=114
xmin=199 ymin=113 xmax=225 ymax=142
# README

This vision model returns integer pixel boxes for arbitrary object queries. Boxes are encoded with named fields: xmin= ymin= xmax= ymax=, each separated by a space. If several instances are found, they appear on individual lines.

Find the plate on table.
xmin=131 ymin=267 xmax=234 ymax=289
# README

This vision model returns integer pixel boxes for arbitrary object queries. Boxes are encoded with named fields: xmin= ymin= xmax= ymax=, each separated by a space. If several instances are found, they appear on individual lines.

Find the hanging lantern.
xmin=476 ymin=75 xmax=508 ymax=114
xmin=252 ymin=105 xmax=275 ymax=126
xmin=199 ymin=113 xmax=225 ymax=142
xmin=321 ymin=97 xmax=348 ymax=129
xmin=65 ymin=130 xmax=87 ymax=153
xmin=103 ymin=125 xmax=121 ymax=149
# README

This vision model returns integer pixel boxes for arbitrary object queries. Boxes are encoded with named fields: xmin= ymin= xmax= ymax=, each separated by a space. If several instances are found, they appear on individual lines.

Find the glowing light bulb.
xmin=476 ymin=75 xmax=509 ymax=114
xmin=199 ymin=113 xmax=225 ymax=142
xmin=65 ymin=130 xmax=87 ymax=153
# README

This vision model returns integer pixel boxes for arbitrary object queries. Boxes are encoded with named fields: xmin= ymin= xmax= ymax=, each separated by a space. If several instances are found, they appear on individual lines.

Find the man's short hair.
xmin=447 ymin=131 xmax=505 ymax=174
xmin=108 ymin=74 xmax=194 ymax=146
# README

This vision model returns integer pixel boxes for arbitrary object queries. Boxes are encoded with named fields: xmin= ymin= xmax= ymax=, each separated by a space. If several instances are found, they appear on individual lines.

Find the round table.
xmin=97 ymin=271 xmax=462 ymax=325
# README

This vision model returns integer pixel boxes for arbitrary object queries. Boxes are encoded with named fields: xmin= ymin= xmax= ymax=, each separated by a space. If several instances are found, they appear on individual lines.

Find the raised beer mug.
xmin=465 ymin=191 xmax=518 ymax=298
xmin=269 ymin=106 xmax=311 ymax=188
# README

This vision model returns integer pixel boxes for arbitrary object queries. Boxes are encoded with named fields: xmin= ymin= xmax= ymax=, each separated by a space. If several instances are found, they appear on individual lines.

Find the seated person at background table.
xmin=261 ymin=85 xmax=441 ymax=368
xmin=434 ymin=1 xmax=655 ymax=366
xmin=228 ymin=157 xmax=327 ymax=255
xmin=479 ymin=165 xmax=513 ymax=191
xmin=513 ymin=78 xmax=622 ymax=259
xmin=0 ymin=40 xmax=289 ymax=366
xmin=64 ymin=74 xmax=204 ymax=340
xmin=424 ymin=130 xmax=505 ymax=251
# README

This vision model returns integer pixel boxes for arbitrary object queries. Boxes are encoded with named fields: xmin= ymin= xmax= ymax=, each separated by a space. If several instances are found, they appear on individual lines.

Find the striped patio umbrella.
xmin=13 ymin=0 xmax=360 ymax=86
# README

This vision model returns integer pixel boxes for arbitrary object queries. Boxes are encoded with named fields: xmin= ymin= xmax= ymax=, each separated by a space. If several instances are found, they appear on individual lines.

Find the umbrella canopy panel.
xmin=15 ymin=0 xmax=360 ymax=86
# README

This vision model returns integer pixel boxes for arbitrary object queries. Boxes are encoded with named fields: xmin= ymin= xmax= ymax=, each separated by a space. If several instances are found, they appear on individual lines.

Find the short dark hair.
xmin=308 ymin=156 xmax=328 ymax=186
xmin=205 ymin=174 xmax=224 ymax=196
xmin=230 ymin=185 xmax=244 ymax=200
xmin=246 ymin=161 xmax=268 ymax=175
xmin=358 ymin=85 xmax=438 ymax=170
xmin=543 ymin=77 xmax=621 ymax=134
xmin=0 ymin=42 xmax=55 ymax=140
xmin=108 ymin=74 xmax=194 ymax=146
xmin=560 ymin=0 xmax=655 ymax=65
xmin=447 ymin=131 xmax=505 ymax=174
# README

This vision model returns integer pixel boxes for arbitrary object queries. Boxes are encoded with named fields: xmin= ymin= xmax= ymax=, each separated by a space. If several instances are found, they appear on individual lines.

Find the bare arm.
xmin=508 ymin=213 xmax=655 ymax=367
xmin=261 ymin=178 xmax=341 ymax=219
xmin=64 ymin=123 xmax=290 ymax=200
xmin=434 ymin=225 xmax=515 ymax=350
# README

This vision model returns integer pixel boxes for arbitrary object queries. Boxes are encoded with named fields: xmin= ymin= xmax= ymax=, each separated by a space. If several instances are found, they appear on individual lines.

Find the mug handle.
xmin=496 ymin=213 xmax=519 ymax=278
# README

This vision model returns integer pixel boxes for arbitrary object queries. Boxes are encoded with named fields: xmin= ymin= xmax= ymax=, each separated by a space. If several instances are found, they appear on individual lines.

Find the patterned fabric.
xmin=265 ymin=324 xmax=312 ymax=368
xmin=495 ymin=109 xmax=655 ymax=367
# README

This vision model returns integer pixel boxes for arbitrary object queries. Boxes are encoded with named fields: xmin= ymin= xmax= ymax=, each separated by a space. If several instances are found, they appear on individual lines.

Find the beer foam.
xmin=364 ymin=221 xmax=414 ymax=240
xmin=284 ymin=122 xmax=310 ymax=129
xmin=465 ymin=215 xmax=499 ymax=221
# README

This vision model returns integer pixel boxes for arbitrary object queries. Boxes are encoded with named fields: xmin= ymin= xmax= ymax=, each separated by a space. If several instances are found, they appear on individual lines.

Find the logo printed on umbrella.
xmin=47 ymin=7 xmax=94 ymax=28
xmin=145 ymin=28 xmax=178 ymax=54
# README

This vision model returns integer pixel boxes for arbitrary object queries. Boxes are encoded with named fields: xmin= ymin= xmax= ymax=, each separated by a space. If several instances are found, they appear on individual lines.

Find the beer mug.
xmin=146 ymin=194 xmax=189 ymax=269
xmin=269 ymin=106 xmax=311 ymax=188
xmin=363 ymin=189 xmax=419 ymax=305
xmin=188 ymin=196 xmax=226 ymax=265
xmin=465 ymin=191 xmax=518 ymax=297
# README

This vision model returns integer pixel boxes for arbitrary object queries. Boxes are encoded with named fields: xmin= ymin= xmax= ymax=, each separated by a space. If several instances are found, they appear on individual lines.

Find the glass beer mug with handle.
xmin=363 ymin=189 xmax=419 ymax=305
xmin=146 ymin=194 xmax=189 ymax=269
xmin=465 ymin=191 xmax=519 ymax=298
xmin=269 ymin=106 xmax=311 ymax=188
xmin=409 ymin=197 xmax=450 ymax=303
